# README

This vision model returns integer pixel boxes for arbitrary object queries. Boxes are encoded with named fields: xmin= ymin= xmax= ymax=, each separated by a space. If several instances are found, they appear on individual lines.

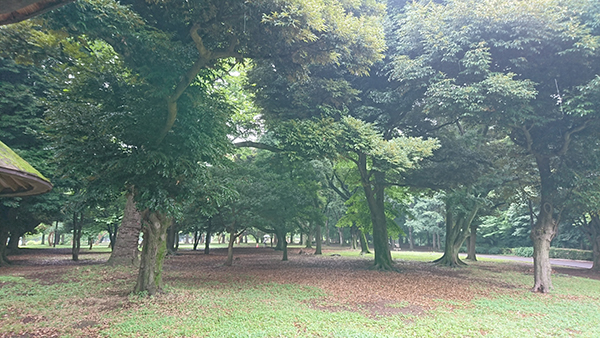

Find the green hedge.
xmin=511 ymin=247 xmax=593 ymax=261
xmin=549 ymin=248 xmax=593 ymax=261
xmin=513 ymin=247 xmax=534 ymax=257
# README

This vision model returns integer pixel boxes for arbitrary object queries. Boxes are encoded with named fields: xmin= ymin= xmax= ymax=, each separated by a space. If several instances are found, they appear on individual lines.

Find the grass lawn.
xmin=0 ymin=246 xmax=598 ymax=337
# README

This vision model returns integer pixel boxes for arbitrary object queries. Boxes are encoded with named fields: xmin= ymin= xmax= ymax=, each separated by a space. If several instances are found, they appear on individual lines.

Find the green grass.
xmin=1 ymin=250 xmax=599 ymax=337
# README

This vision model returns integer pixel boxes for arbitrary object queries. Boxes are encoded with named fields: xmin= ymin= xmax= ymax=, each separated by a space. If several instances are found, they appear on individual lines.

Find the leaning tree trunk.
xmin=531 ymin=156 xmax=559 ymax=293
xmin=193 ymin=229 xmax=200 ymax=251
xmin=466 ymin=222 xmax=478 ymax=261
xmin=359 ymin=230 xmax=370 ymax=254
xmin=134 ymin=211 xmax=171 ymax=295
xmin=434 ymin=199 xmax=479 ymax=267
xmin=314 ymin=222 xmax=322 ymax=255
xmin=108 ymin=190 xmax=142 ymax=266
xmin=224 ymin=228 xmax=237 ymax=266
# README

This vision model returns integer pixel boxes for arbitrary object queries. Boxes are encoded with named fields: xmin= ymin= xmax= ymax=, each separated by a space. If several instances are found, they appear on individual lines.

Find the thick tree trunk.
xmin=360 ymin=160 xmax=394 ymax=270
xmin=466 ymin=223 xmax=477 ymax=261
xmin=337 ymin=228 xmax=343 ymax=245
xmin=275 ymin=232 xmax=284 ymax=251
xmin=531 ymin=156 xmax=558 ymax=293
xmin=41 ymin=233 xmax=45 ymax=246
xmin=134 ymin=211 xmax=171 ymax=295
xmin=0 ymin=228 xmax=10 ymax=266
xmin=314 ymin=222 xmax=322 ymax=255
xmin=305 ymin=229 xmax=313 ymax=249
xmin=434 ymin=198 xmax=478 ymax=267
xmin=108 ymin=191 xmax=142 ymax=266
xmin=7 ymin=233 xmax=20 ymax=250
xmin=408 ymin=227 xmax=414 ymax=250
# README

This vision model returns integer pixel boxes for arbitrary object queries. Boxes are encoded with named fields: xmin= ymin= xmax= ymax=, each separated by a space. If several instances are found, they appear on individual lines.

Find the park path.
xmin=471 ymin=254 xmax=593 ymax=269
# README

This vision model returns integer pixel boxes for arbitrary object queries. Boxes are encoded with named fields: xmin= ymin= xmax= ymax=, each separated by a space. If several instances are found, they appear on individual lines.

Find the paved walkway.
xmin=466 ymin=254 xmax=593 ymax=269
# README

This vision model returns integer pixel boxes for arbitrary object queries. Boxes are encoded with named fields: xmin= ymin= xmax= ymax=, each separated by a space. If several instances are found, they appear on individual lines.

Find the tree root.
xmin=433 ymin=254 xmax=467 ymax=268
xmin=370 ymin=262 xmax=400 ymax=272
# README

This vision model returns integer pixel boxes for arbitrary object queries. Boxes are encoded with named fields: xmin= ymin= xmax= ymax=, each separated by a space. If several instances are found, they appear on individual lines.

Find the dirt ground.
xmin=4 ymin=246 xmax=598 ymax=315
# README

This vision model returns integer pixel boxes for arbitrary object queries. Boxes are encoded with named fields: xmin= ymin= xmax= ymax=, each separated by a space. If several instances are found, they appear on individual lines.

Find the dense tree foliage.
xmin=2 ymin=0 xmax=600 ymax=296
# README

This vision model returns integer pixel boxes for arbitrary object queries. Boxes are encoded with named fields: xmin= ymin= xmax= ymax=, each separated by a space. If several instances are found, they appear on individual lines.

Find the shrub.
xmin=513 ymin=247 xmax=534 ymax=257
xmin=549 ymin=248 xmax=593 ymax=261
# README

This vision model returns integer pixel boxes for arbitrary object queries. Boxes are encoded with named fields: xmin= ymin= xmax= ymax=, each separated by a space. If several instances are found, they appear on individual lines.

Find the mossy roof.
xmin=0 ymin=140 xmax=52 ymax=197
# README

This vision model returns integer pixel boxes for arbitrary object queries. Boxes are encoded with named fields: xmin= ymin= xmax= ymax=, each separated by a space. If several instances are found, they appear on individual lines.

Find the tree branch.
xmin=233 ymin=141 xmax=281 ymax=152
xmin=556 ymin=120 xmax=590 ymax=156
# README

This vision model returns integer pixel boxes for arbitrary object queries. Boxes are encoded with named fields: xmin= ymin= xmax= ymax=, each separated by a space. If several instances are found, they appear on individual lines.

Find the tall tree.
xmin=40 ymin=0 xmax=387 ymax=294
xmin=391 ymin=0 xmax=600 ymax=292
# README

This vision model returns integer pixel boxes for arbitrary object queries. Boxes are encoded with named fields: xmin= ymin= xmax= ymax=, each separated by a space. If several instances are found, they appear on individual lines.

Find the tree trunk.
xmin=351 ymin=225 xmax=357 ymax=250
xmin=337 ymin=228 xmax=343 ymax=245
xmin=299 ymin=232 xmax=303 ymax=247
xmin=282 ymin=236 xmax=288 ymax=261
xmin=166 ymin=224 xmax=177 ymax=255
xmin=434 ymin=198 xmax=478 ymax=267
xmin=314 ymin=222 xmax=322 ymax=255
xmin=408 ymin=227 xmax=414 ymax=250
xmin=7 ymin=233 xmax=20 ymax=250
xmin=586 ymin=214 xmax=600 ymax=271
xmin=41 ymin=233 xmax=45 ymax=246
xmin=193 ymin=230 xmax=200 ymax=251
xmin=531 ymin=156 xmax=559 ymax=293
xmin=325 ymin=219 xmax=330 ymax=246
xmin=0 ymin=228 xmax=10 ymax=266
xmin=359 ymin=230 xmax=370 ymax=254
xmin=224 ymin=228 xmax=237 ymax=266
xmin=72 ymin=212 xmax=83 ymax=261
xmin=134 ymin=211 xmax=171 ymax=295
xmin=275 ymin=232 xmax=284 ymax=251
xmin=204 ymin=231 xmax=211 ymax=255
xmin=305 ymin=230 xmax=313 ymax=249
xmin=108 ymin=191 xmax=142 ymax=266
xmin=466 ymin=222 xmax=477 ymax=261
xmin=359 ymin=158 xmax=394 ymax=270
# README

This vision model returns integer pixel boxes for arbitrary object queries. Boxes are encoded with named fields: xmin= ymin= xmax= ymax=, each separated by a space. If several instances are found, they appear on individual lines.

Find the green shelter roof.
xmin=0 ymin=140 xmax=52 ymax=197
